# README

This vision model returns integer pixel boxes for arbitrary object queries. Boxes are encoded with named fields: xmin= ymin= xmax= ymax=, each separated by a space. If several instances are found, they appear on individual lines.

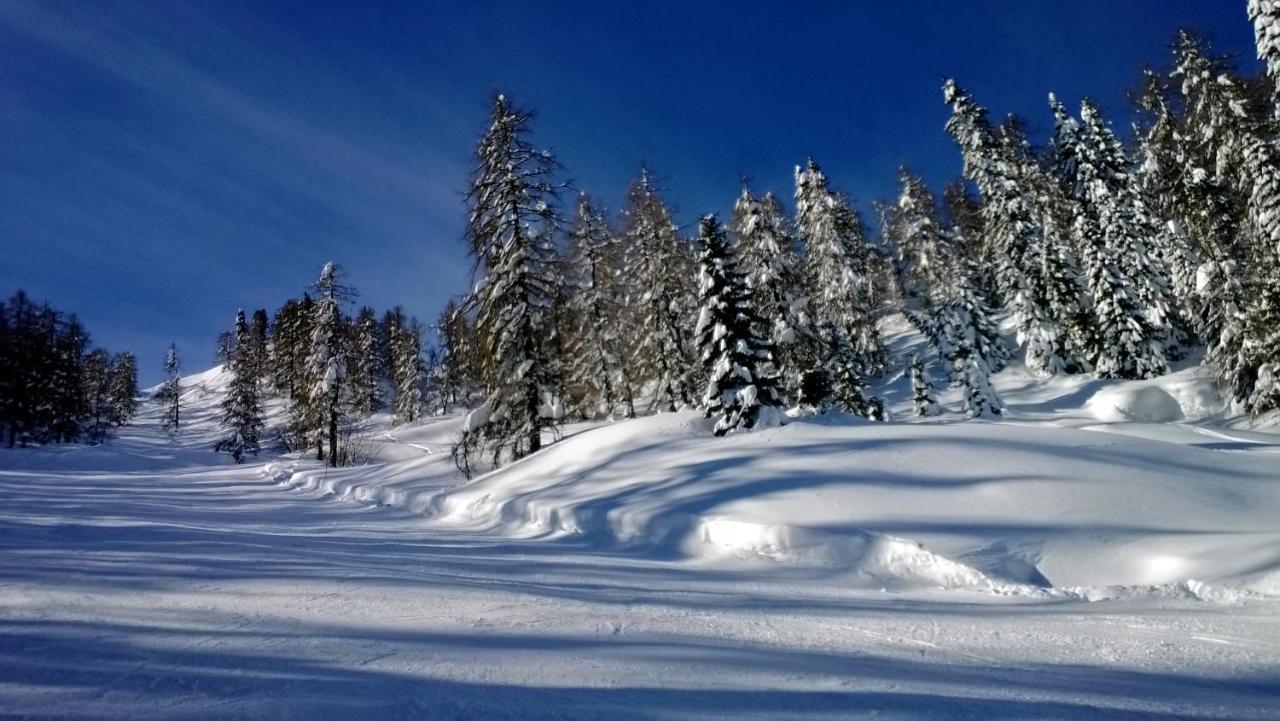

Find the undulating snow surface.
xmin=2 ymin=325 xmax=1279 ymax=719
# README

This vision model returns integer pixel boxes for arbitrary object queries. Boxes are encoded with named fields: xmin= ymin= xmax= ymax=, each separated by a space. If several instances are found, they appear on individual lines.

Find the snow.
xmin=3 ymin=329 xmax=1280 ymax=719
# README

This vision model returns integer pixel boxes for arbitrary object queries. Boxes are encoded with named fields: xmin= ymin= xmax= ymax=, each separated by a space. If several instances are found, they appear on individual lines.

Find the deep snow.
xmin=2 ymin=324 xmax=1280 ymax=719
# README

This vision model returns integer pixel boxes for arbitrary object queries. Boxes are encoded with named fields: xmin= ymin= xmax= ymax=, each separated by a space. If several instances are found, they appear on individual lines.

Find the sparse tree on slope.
xmin=694 ymin=215 xmax=784 ymax=435
xmin=216 ymin=310 xmax=264 ymax=462
xmin=909 ymin=355 xmax=942 ymax=418
xmin=454 ymin=94 xmax=563 ymax=474
xmin=157 ymin=343 xmax=182 ymax=436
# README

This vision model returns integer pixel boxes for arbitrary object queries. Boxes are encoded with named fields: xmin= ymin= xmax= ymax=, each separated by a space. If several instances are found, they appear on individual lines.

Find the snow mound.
xmin=1087 ymin=384 xmax=1184 ymax=422
xmin=1085 ymin=371 xmax=1224 ymax=423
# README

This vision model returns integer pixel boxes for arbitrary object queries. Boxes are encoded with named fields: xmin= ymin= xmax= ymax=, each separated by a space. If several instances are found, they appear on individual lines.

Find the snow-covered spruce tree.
xmin=1132 ymin=70 xmax=1205 ymax=345
xmin=1000 ymin=114 xmax=1093 ymax=373
xmin=1078 ymin=98 xmax=1178 ymax=371
xmin=888 ymin=169 xmax=1009 ymax=383
xmin=962 ymin=354 xmax=1002 ymax=419
xmin=563 ymin=193 xmax=626 ymax=418
xmin=1250 ymin=0 xmax=1280 ymax=117
xmin=909 ymin=354 xmax=942 ymax=417
xmin=942 ymin=80 xmax=1069 ymax=375
xmin=794 ymin=158 xmax=888 ymax=382
xmin=348 ymin=307 xmax=386 ymax=417
xmin=157 ymin=343 xmax=181 ymax=436
xmin=729 ymin=185 xmax=816 ymax=403
xmin=216 ymin=310 xmax=264 ymax=462
xmin=621 ymin=167 xmax=699 ymax=412
xmin=106 ymin=351 xmax=138 ymax=426
xmin=454 ymin=94 xmax=563 ymax=474
xmin=819 ymin=321 xmax=886 ymax=420
xmin=305 ymin=262 xmax=353 ymax=466
xmin=694 ymin=215 xmax=784 ymax=435
xmin=392 ymin=318 xmax=423 ymax=425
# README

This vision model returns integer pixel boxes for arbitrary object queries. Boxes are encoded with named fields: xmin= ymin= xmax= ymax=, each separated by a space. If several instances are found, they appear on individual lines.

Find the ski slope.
xmin=2 ymin=334 xmax=1280 ymax=719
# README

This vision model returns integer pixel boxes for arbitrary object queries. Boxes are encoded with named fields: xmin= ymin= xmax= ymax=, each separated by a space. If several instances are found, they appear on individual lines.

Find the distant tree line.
xmin=0 ymin=290 xmax=138 ymax=446
xmin=212 ymin=266 xmax=436 ymax=465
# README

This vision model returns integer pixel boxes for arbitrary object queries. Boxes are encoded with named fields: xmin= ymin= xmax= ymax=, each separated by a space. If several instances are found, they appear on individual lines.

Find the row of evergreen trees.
xmin=0 ymin=290 xmax=138 ymax=446
xmin=447 ymin=14 xmax=1280 ymax=473
xmin=213 ymin=267 xmax=430 ymax=465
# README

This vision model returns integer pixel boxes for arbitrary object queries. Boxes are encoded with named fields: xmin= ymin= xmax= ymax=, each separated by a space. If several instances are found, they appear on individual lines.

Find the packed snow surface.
xmin=3 ymin=335 xmax=1280 ymax=718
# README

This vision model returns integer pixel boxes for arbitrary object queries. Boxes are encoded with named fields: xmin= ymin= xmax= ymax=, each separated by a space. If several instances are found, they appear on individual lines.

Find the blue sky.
xmin=0 ymin=1 xmax=1259 ymax=384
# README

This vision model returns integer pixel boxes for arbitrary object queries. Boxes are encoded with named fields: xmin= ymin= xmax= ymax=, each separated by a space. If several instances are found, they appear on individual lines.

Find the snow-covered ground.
xmin=3 ymin=326 xmax=1280 ymax=719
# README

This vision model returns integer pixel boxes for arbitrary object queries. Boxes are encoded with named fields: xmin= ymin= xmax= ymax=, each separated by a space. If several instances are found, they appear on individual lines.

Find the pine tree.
xmin=106 ymin=351 xmax=138 ymax=426
xmin=909 ymin=355 xmax=942 ymax=417
xmin=962 ymin=355 xmax=1002 ymax=419
xmin=216 ymin=310 xmax=264 ymax=462
xmin=943 ymin=81 xmax=1070 ymax=375
xmin=563 ymin=193 xmax=626 ymax=418
xmin=622 ymin=167 xmax=699 ymax=412
xmin=795 ymin=158 xmax=888 ymax=377
xmin=157 ymin=343 xmax=181 ymax=436
xmin=49 ymin=316 xmax=88 ymax=443
xmin=1078 ymin=98 xmax=1177 ymax=372
xmin=247 ymin=309 xmax=270 ymax=386
xmin=305 ymin=262 xmax=352 ymax=466
xmin=694 ymin=215 xmax=784 ymax=435
xmin=392 ymin=318 xmax=423 ymax=425
xmin=81 ymin=348 xmax=112 ymax=443
xmin=1250 ymin=0 xmax=1280 ymax=117
xmin=454 ymin=94 xmax=563 ymax=474
xmin=436 ymin=300 xmax=478 ymax=414
xmin=730 ymin=185 xmax=815 ymax=402
xmin=820 ymin=321 xmax=886 ymax=421
xmin=888 ymin=169 xmax=1009 ymax=383
xmin=348 ymin=307 xmax=386 ymax=417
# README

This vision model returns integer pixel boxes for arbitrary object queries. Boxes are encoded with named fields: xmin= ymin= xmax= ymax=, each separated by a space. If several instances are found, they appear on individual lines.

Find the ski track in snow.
xmin=2 ymin=345 xmax=1280 ymax=719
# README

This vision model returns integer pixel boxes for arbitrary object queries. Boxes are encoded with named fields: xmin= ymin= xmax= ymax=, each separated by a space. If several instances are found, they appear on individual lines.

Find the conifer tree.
xmin=730 ymin=185 xmax=815 ymax=402
xmin=436 ymin=300 xmax=478 ymax=414
xmin=216 ymin=310 xmax=264 ymax=462
xmin=962 ymin=355 xmax=1002 ymax=419
xmin=909 ymin=354 xmax=942 ymax=417
xmin=348 ymin=307 xmax=386 ymax=416
xmin=305 ymin=262 xmax=352 ymax=466
xmin=795 ymin=159 xmax=888 ymax=376
xmin=564 ymin=193 xmax=626 ymax=418
xmin=392 ymin=318 xmax=423 ymax=425
xmin=157 ymin=343 xmax=182 ymax=436
xmin=106 ymin=351 xmax=138 ymax=426
xmin=454 ymin=94 xmax=563 ymax=473
xmin=888 ymin=169 xmax=1008 ymax=383
xmin=943 ymin=81 xmax=1069 ymax=374
xmin=622 ymin=167 xmax=699 ymax=412
xmin=82 ymin=348 xmax=112 ymax=443
xmin=694 ymin=215 xmax=784 ymax=435
xmin=49 ymin=316 xmax=88 ymax=443
xmin=1250 ymin=0 xmax=1280 ymax=117
xmin=820 ymin=321 xmax=886 ymax=421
